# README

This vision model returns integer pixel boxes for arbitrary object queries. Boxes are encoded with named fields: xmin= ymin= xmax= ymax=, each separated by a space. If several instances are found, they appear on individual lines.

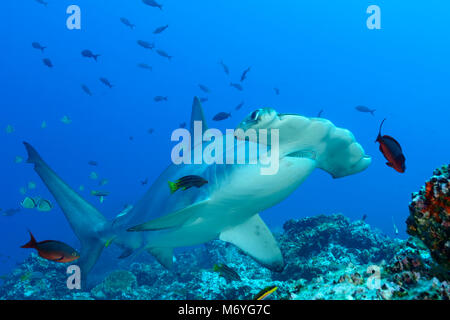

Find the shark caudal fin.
xmin=23 ymin=142 xmax=111 ymax=284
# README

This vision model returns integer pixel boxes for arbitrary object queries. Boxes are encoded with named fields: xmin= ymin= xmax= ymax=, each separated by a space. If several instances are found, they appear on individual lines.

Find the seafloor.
xmin=0 ymin=213 xmax=448 ymax=300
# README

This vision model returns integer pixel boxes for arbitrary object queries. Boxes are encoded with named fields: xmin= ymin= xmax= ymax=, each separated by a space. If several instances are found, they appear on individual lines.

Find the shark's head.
xmin=235 ymin=108 xmax=372 ymax=178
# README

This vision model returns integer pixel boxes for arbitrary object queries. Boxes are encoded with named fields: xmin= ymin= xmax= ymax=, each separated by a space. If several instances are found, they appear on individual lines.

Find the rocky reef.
xmin=407 ymin=164 xmax=450 ymax=272
xmin=0 ymin=213 xmax=448 ymax=300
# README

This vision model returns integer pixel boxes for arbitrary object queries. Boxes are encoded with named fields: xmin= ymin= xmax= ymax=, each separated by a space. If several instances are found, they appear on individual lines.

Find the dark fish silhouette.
xmin=199 ymin=97 xmax=208 ymax=103
xmin=156 ymin=49 xmax=172 ymax=60
xmin=240 ymin=67 xmax=251 ymax=82
xmin=120 ymin=17 xmax=135 ymax=29
xmin=274 ymin=87 xmax=280 ymax=95
xmin=154 ymin=96 xmax=168 ymax=102
xmin=137 ymin=40 xmax=155 ymax=50
xmin=168 ymin=175 xmax=208 ymax=194
xmin=2 ymin=208 xmax=20 ymax=217
xmin=42 ymin=58 xmax=53 ymax=68
xmin=137 ymin=63 xmax=152 ymax=70
xmin=32 ymin=42 xmax=46 ymax=52
xmin=198 ymin=84 xmax=210 ymax=93
xmin=230 ymin=83 xmax=243 ymax=91
xmin=179 ymin=122 xmax=187 ymax=128
xmin=317 ymin=109 xmax=324 ymax=117
xmin=81 ymin=49 xmax=100 ymax=61
xmin=141 ymin=178 xmax=149 ymax=186
xmin=219 ymin=60 xmax=229 ymax=75
xmin=213 ymin=112 xmax=231 ymax=121
xmin=88 ymin=160 xmax=98 ymax=166
xmin=21 ymin=231 xmax=79 ymax=263
xmin=375 ymin=119 xmax=406 ymax=173
xmin=356 ymin=105 xmax=376 ymax=116
xmin=142 ymin=0 xmax=163 ymax=10
xmin=148 ymin=128 xmax=155 ymax=134
xmin=81 ymin=84 xmax=92 ymax=96
xmin=35 ymin=0 xmax=48 ymax=7
xmin=153 ymin=25 xmax=168 ymax=34
xmin=99 ymin=77 xmax=113 ymax=88
xmin=235 ymin=101 xmax=245 ymax=110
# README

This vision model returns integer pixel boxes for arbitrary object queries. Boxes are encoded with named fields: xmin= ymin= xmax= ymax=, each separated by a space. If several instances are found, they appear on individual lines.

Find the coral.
xmin=1 ymin=214 xmax=448 ymax=300
xmin=407 ymin=164 xmax=450 ymax=271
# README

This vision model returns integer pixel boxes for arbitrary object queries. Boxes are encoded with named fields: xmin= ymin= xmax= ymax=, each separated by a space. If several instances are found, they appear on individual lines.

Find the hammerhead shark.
xmin=23 ymin=98 xmax=371 ymax=285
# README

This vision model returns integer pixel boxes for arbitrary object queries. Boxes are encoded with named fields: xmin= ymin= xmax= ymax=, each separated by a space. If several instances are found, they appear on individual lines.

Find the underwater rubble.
xmin=1 ymin=213 xmax=448 ymax=300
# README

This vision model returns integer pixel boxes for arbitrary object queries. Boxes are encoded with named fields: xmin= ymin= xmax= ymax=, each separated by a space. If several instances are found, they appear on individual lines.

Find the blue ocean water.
xmin=0 ymin=0 xmax=449 ymax=281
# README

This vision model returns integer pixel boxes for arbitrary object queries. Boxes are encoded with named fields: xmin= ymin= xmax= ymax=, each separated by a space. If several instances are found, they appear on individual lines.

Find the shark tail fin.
xmin=22 ymin=142 xmax=113 ymax=284
xmin=168 ymin=181 xmax=178 ymax=194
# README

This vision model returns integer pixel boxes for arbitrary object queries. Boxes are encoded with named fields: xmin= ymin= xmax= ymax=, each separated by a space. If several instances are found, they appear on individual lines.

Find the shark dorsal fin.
xmin=190 ymin=96 xmax=208 ymax=136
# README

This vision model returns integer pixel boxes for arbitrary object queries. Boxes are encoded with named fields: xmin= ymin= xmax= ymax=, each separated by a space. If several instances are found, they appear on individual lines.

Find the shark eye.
xmin=250 ymin=110 xmax=260 ymax=122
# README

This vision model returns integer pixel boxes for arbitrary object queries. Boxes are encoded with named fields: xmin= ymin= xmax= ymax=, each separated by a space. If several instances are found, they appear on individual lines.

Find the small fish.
xmin=129 ymin=136 xmax=134 ymax=141
xmin=199 ymin=97 xmax=208 ymax=103
xmin=81 ymin=49 xmax=100 ymax=61
xmin=361 ymin=214 xmax=367 ymax=222
xmin=5 ymin=124 xmax=14 ymax=134
xmin=235 ymin=101 xmax=245 ymax=111
xmin=154 ymin=96 xmax=168 ymax=102
xmin=14 ymin=156 xmax=23 ymax=164
xmin=199 ymin=84 xmax=210 ymax=93
xmin=254 ymin=286 xmax=278 ymax=300
xmin=230 ymin=82 xmax=243 ymax=91
xmin=120 ymin=17 xmax=135 ymax=29
xmin=141 ymin=178 xmax=148 ymax=186
xmin=142 ymin=0 xmax=163 ymax=10
xmin=99 ymin=179 xmax=109 ymax=186
xmin=35 ymin=0 xmax=48 ymax=7
xmin=19 ymin=187 xmax=27 ymax=195
xmin=375 ymin=119 xmax=406 ymax=173
xmin=41 ymin=121 xmax=47 ymax=129
xmin=240 ymin=67 xmax=251 ymax=82
xmin=21 ymin=231 xmax=79 ymax=263
xmin=99 ymin=77 xmax=113 ymax=88
xmin=392 ymin=216 xmax=399 ymax=235
xmin=36 ymin=199 xmax=52 ymax=212
xmin=27 ymin=181 xmax=36 ymax=190
xmin=274 ymin=87 xmax=280 ymax=95
xmin=21 ymin=197 xmax=37 ymax=209
xmin=61 ymin=115 xmax=72 ymax=124
xmin=148 ymin=128 xmax=155 ymax=134
xmin=42 ymin=58 xmax=53 ymax=68
xmin=212 ymin=263 xmax=241 ymax=283
xmin=179 ymin=122 xmax=186 ymax=128
xmin=91 ymin=190 xmax=110 ymax=203
xmin=355 ymin=105 xmax=376 ymax=116
xmin=219 ymin=60 xmax=229 ymax=75
xmin=89 ymin=172 xmax=99 ymax=180
xmin=156 ymin=49 xmax=173 ymax=60
xmin=317 ymin=109 xmax=324 ymax=117
xmin=137 ymin=63 xmax=152 ymax=70
xmin=137 ymin=40 xmax=155 ymax=50
xmin=88 ymin=160 xmax=98 ymax=166
xmin=213 ymin=112 xmax=231 ymax=121
xmin=81 ymin=84 xmax=92 ymax=96
xmin=168 ymin=175 xmax=208 ymax=194
xmin=2 ymin=208 xmax=20 ymax=217
xmin=32 ymin=42 xmax=46 ymax=52
xmin=153 ymin=25 xmax=169 ymax=34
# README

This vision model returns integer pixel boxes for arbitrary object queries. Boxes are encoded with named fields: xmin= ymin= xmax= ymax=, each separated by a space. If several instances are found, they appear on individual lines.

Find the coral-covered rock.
xmin=407 ymin=165 xmax=450 ymax=270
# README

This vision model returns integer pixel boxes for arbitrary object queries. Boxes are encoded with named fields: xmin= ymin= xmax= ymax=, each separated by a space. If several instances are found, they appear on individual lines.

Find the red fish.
xmin=375 ymin=119 xmax=406 ymax=173
xmin=20 ymin=231 xmax=80 ymax=263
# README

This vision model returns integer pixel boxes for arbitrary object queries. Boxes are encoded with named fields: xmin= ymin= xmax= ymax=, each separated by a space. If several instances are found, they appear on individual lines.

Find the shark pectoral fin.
xmin=219 ymin=214 xmax=284 ymax=272
xmin=147 ymin=247 xmax=174 ymax=269
xmin=128 ymin=199 xmax=210 ymax=232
